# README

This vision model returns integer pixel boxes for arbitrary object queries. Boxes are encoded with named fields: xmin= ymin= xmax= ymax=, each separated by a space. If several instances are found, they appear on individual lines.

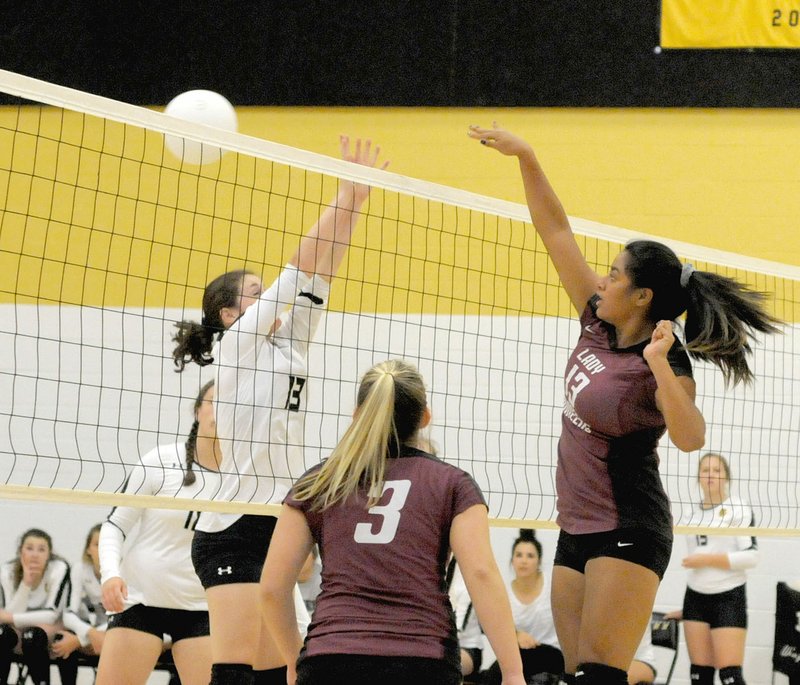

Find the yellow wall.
xmin=238 ymin=107 xmax=800 ymax=267
xmin=2 ymin=106 xmax=798 ymax=318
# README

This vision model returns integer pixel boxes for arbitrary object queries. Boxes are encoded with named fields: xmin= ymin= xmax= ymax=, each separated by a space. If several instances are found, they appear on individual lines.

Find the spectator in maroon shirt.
xmin=260 ymin=359 xmax=526 ymax=685
xmin=469 ymin=124 xmax=779 ymax=685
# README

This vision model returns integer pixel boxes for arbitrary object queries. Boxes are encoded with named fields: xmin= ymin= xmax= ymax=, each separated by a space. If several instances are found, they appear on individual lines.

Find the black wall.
xmin=2 ymin=0 xmax=798 ymax=107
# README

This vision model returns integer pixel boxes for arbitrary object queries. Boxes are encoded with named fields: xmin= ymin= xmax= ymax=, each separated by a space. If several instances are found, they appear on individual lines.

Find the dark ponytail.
xmin=172 ymin=269 xmax=253 ymax=371
xmin=682 ymin=269 xmax=780 ymax=386
xmin=624 ymin=240 xmax=780 ymax=386
xmin=184 ymin=379 xmax=215 ymax=485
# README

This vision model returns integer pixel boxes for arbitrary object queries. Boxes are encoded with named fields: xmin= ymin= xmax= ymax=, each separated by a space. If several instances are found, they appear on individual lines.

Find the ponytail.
xmin=171 ymin=269 xmax=253 ymax=372
xmin=183 ymin=419 xmax=199 ymax=486
xmin=624 ymin=240 xmax=780 ymax=387
xmin=292 ymin=359 xmax=427 ymax=511
xmin=184 ymin=379 xmax=215 ymax=485
xmin=682 ymin=269 xmax=780 ymax=386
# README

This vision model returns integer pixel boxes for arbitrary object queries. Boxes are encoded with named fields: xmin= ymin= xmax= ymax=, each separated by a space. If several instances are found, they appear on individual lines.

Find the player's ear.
xmin=636 ymin=287 xmax=653 ymax=309
xmin=419 ymin=405 xmax=431 ymax=429
xmin=219 ymin=306 xmax=238 ymax=328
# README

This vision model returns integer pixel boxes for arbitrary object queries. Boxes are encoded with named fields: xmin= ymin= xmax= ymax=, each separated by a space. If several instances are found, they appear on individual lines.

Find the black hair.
xmin=511 ymin=528 xmax=542 ymax=560
xmin=624 ymin=240 xmax=781 ymax=386
xmin=172 ymin=269 xmax=253 ymax=371
xmin=184 ymin=379 xmax=215 ymax=486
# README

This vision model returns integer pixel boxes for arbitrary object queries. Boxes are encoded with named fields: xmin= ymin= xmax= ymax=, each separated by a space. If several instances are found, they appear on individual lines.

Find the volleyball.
xmin=163 ymin=90 xmax=238 ymax=165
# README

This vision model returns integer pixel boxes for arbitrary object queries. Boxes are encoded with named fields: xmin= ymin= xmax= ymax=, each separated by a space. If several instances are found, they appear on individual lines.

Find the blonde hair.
xmin=292 ymin=359 xmax=427 ymax=511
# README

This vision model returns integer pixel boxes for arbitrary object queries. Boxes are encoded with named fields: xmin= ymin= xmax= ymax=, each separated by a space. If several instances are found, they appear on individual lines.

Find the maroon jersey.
xmin=284 ymin=447 xmax=486 ymax=669
xmin=557 ymin=297 xmax=692 ymax=536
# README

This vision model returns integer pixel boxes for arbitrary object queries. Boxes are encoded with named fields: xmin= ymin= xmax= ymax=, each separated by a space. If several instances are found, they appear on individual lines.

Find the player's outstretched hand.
xmin=340 ymin=136 xmax=389 ymax=205
xmin=468 ymin=122 xmax=533 ymax=158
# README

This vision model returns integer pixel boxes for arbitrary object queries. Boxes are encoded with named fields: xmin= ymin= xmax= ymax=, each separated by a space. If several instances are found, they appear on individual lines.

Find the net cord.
xmin=1 ymin=68 xmax=799 ymax=281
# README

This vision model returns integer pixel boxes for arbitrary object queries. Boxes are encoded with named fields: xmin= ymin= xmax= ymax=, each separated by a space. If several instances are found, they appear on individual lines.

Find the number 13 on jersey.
xmin=354 ymin=480 xmax=412 ymax=544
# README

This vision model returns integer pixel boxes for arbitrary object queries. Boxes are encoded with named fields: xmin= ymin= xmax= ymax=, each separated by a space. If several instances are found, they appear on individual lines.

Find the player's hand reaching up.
xmin=468 ymin=122 xmax=533 ymax=158
xmin=340 ymin=136 xmax=389 ymax=206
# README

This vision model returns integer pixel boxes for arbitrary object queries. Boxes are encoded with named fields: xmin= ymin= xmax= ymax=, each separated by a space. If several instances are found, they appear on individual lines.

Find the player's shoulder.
xmin=400 ymin=447 xmax=468 ymax=475
xmin=141 ymin=442 xmax=184 ymax=469
xmin=725 ymin=495 xmax=755 ymax=518
xmin=46 ymin=557 xmax=70 ymax=578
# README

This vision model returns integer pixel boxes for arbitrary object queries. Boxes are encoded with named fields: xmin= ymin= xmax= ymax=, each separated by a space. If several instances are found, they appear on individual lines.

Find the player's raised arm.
xmin=292 ymin=136 xmax=388 ymax=282
xmin=468 ymin=124 xmax=597 ymax=313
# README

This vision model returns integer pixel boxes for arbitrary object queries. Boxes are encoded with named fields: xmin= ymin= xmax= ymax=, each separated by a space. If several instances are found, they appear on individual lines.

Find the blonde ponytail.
xmin=293 ymin=360 xmax=427 ymax=511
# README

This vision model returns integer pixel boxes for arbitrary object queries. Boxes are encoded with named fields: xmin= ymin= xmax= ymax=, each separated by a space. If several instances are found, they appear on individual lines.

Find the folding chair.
xmin=650 ymin=611 xmax=679 ymax=685
xmin=773 ymin=581 xmax=800 ymax=684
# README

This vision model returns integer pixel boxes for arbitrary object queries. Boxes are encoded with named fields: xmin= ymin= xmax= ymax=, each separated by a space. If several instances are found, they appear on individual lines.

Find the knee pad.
xmin=56 ymin=649 xmax=79 ymax=685
xmin=719 ymin=666 xmax=746 ymax=685
xmin=253 ymin=666 xmax=288 ymax=685
xmin=21 ymin=626 xmax=48 ymax=657
xmin=210 ymin=663 xmax=255 ymax=685
xmin=21 ymin=627 xmax=50 ymax=685
xmin=0 ymin=624 xmax=18 ymax=652
xmin=575 ymin=662 xmax=628 ymax=685
xmin=690 ymin=664 xmax=715 ymax=685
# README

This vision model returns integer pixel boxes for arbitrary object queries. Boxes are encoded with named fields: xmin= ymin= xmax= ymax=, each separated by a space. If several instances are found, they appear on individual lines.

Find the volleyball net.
xmin=1 ymin=70 xmax=798 ymax=533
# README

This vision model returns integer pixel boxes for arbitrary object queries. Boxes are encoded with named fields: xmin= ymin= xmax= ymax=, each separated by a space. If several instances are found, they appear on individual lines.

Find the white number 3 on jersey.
xmin=353 ymin=479 xmax=412 ymax=544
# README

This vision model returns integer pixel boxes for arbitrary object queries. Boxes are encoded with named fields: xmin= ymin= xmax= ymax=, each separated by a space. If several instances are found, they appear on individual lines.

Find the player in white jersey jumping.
xmin=171 ymin=137 xmax=387 ymax=685
xmin=667 ymin=453 xmax=758 ymax=685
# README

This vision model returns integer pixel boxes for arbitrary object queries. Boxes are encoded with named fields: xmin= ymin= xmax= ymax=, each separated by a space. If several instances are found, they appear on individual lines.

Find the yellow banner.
xmin=661 ymin=0 xmax=800 ymax=48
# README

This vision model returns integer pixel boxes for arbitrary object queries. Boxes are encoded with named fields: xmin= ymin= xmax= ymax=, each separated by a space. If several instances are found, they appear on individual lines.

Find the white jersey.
xmin=299 ymin=555 xmax=322 ymax=614
xmin=681 ymin=495 xmax=759 ymax=594
xmin=508 ymin=575 xmax=559 ymax=649
xmin=0 ymin=558 xmax=70 ymax=629
xmin=199 ymin=264 xmax=329 ymax=533
xmin=448 ymin=576 xmax=482 ymax=650
xmin=100 ymin=442 xmax=222 ymax=611
xmin=632 ymin=622 xmax=655 ymax=671
xmin=63 ymin=561 xmax=107 ymax=646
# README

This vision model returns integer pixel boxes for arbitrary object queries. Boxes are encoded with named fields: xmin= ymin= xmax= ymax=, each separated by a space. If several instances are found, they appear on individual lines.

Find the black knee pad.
xmin=21 ymin=627 xmax=51 ymax=685
xmin=253 ymin=666 xmax=287 ymax=685
xmin=690 ymin=664 xmax=715 ymax=685
xmin=0 ymin=624 xmax=18 ymax=652
xmin=719 ymin=665 xmax=746 ymax=685
xmin=21 ymin=627 xmax=48 ymax=655
xmin=210 ymin=662 xmax=255 ymax=685
xmin=56 ymin=649 xmax=79 ymax=685
xmin=575 ymin=662 xmax=628 ymax=685
xmin=0 ymin=623 xmax=19 ymax=683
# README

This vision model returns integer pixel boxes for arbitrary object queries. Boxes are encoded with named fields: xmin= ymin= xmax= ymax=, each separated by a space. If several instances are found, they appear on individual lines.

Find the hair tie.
xmin=680 ymin=263 xmax=695 ymax=288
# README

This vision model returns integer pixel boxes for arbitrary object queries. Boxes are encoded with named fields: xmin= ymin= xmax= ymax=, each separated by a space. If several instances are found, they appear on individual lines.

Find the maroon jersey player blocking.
xmin=557 ymin=295 xmax=692 ymax=538
xmin=469 ymin=123 xmax=779 ymax=685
